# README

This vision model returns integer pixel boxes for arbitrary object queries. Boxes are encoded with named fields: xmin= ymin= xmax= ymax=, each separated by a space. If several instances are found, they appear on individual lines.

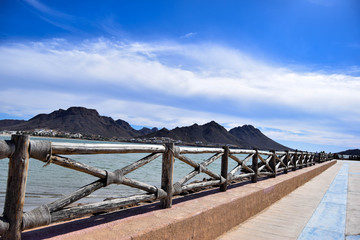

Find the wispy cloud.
xmin=24 ymin=0 xmax=70 ymax=18
xmin=0 ymin=38 xmax=359 ymax=150
xmin=181 ymin=32 xmax=197 ymax=39
xmin=23 ymin=0 xmax=82 ymax=33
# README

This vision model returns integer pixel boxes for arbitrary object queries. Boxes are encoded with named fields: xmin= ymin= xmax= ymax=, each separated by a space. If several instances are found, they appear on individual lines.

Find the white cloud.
xmin=2 ymin=39 xmax=359 ymax=116
xmin=181 ymin=32 xmax=197 ymax=39
xmin=0 ymin=38 xmax=359 ymax=151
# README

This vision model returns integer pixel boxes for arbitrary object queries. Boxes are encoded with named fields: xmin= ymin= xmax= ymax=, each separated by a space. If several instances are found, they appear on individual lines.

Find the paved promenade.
xmin=217 ymin=161 xmax=360 ymax=240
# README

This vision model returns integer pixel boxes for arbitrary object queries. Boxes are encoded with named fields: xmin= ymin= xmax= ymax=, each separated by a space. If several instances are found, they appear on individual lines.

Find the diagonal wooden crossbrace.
xmin=22 ymin=152 xmax=165 ymax=228
xmin=273 ymin=153 xmax=287 ymax=171
xmin=172 ymin=152 xmax=225 ymax=194
xmin=258 ymin=154 xmax=274 ymax=175
xmin=228 ymin=153 xmax=255 ymax=181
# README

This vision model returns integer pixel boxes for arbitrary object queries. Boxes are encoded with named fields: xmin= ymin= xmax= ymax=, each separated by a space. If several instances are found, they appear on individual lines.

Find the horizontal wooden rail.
xmin=0 ymin=135 xmax=335 ymax=239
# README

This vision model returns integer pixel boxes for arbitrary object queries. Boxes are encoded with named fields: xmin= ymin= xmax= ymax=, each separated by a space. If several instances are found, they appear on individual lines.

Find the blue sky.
xmin=0 ymin=0 xmax=359 ymax=152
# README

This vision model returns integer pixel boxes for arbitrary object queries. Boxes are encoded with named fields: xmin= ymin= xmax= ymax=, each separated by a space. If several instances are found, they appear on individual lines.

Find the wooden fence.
xmin=0 ymin=135 xmax=334 ymax=239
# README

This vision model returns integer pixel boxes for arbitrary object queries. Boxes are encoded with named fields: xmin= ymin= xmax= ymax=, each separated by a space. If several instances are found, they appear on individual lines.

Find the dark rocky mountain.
xmin=144 ymin=121 xmax=252 ymax=148
xmin=0 ymin=106 xmax=292 ymax=150
xmin=229 ymin=125 xmax=291 ymax=151
xmin=337 ymin=149 xmax=360 ymax=155
xmin=137 ymin=127 xmax=159 ymax=135
xmin=114 ymin=119 xmax=158 ymax=136
xmin=1 ymin=107 xmax=140 ymax=138
xmin=0 ymin=119 xmax=26 ymax=129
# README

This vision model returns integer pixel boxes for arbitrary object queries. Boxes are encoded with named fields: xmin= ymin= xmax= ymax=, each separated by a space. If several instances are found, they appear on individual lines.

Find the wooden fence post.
xmin=298 ymin=152 xmax=303 ymax=169
xmin=251 ymin=149 xmax=258 ymax=183
xmin=284 ymin=150 xmax=289 ymax=174
xmin=220 ymin=146 xmax=229 ymax=192
xmin=304 ymin=152 xmax=308 ymax=167
xmin=3 ymin=135 xmax=30 ymax=240
xmin=269 ymin=150 xmax=277 ymax=178
xmin=311 ymin=153 xmax=316 ymax=165
xmin=292 ymin=151 xmax=297 ymax=171
xmin=160 ymin=143 xmax=174 ymax=208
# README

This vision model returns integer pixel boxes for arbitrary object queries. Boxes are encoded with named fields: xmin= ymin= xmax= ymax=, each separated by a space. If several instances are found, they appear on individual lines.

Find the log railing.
xmin=0 ymin=135 xmax=334 ymax=239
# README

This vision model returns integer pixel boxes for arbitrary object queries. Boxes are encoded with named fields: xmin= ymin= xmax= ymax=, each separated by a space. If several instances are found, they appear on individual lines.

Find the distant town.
xmin=0 ymin=129 xmax=233 ymax=148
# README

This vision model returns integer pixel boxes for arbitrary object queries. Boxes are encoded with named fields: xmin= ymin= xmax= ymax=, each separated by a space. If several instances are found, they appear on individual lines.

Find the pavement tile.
xmin=304 ymin=202 xmax=346 ymax=233
xmin=322 ymin=192 xmax=347 ymax=205
xmin=346 ymin=235 xmax=360 ymax=240
xmin=298 ymin=227 xmax=344 ymax=240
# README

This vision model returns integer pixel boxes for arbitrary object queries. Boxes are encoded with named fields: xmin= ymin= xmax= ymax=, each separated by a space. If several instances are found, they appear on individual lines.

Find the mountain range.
xmin=0 ymin=106 xmax=291 ymax=150
xmin=337 ymin=149 xmax=360 ymax=155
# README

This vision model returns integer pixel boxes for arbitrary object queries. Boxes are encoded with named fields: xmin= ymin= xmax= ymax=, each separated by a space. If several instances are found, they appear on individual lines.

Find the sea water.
xmin=0 ymin=136 xmax=241 ymax=212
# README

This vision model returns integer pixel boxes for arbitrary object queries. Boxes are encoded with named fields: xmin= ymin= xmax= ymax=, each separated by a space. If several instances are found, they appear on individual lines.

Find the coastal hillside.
xmin=0 ymin=119 xmax=26 ymax=128
xmin=337 ymin=149 xmax=360 ymax=155
xmin=0 ymin=106 xmax=292 ymax=150
xmin=0 ymin=107 xmax=147 ymax=138
xmin=229 ymin=125 xmax=291 ymax=151
xmin=144 ymin=121 xmax=252 ymax=148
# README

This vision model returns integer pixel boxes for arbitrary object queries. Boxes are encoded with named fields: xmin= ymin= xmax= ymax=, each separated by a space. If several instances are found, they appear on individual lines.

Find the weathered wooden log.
xmin=220 ymin=146 xmax=229 ymax=192
xmin=202 ymin=152 xmax=223 ymax=167
xmin=48 ymin=155 xmax=107 ymax=178
xmin=292 ymin=151 xmax=298 ymax=171
xmin=181 ymin=180 xmax=221 ymax=192
xmin=229 ymin=165 xmax=243 ymax=180
xmin=22 ymin=205 xmax=51 ymax=230
xmin=179 ymin=147 xmax=223 ymax=154
xmin=46 ymin=179 xmax=105 ymax=212
xmin=229 ymin=154 xmax=242 ymax=164
xmin=258 ymin=154 xmax=273 ymax=173
xmin=175 ymin=153 xmax=199 ymax=168
xmin=257 ymin=150 xmax=273 ymax=156
xmin=228 ymin=158 xmax=254 ymax=180
xmin=307 ymin=154 xmax=311 ymax=165
xmin=277 ymin=167 xmax=287 ymax=172
xmin=258 ymin=172 xmax=275 ymax=176
xmin=269 ymin=151 xmax=277 ymax=178
xmin=51 ymin=142 xmax=165 ymax=155
xmin=160 ymin=143 xmax=174 ymax=208
xmin=279 ymin=154 xmax=286 ymax=166
xmin=121 ymin=152 xmax=162 ymax=175
xmin=121 ymin=177 xmax=167 ymax=198
xmin=29 ymin=140 xmax=52 ymax=161
xmin=3 ymin=135 xmax=30 ymax=240
xmin=0 ymin=140 xmax=15 ymax=160
xmin=174 ymin=152 xmax=223 ymax=190
xmin=231 ymin=173 xmax=254 ymax=181
xmin=200 ymin=166 xmax=222 ymax=180
xmin=176 ymin=170 xmax=199 ymax=187
xmin=303 ymin=153 xmax=308 ymax=167
xmin=51 ymin=194 xmax=157 ymax=223
xmin=0 ymin=217 xmax=9 ymax=236
xmin=298 ymin=152 xmax=304 ymax=169
xmin=176 ymin=153 xmax=221 ymax=180
xmin=240 ymin=154 xmax=255 ymax=173
xmin=310 ymin=154 xmax=315 ymax=165
xmin=230 ymin=149 xmax=256 ymax=155
xmin=252 ymin=149 xmax=258 ymax=183
xmin=230 ymin=153 xmax=254 ymax=166
xmin=284 ymin=151 xmax=289 ymax=174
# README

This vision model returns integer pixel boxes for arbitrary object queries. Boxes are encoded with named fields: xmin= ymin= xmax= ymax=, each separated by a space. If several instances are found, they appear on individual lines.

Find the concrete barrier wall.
xmin=23 ymin=160 xmax=336 ymax=240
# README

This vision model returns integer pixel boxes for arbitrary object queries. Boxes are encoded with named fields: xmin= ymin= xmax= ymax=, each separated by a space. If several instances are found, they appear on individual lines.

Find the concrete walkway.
xmin=217 ymin=161 xmax=360 ymax=240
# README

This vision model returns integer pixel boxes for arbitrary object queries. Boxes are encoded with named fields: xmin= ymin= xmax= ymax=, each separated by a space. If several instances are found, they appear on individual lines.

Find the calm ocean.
xmin=0 ymin=136 xmax=238 ymax=212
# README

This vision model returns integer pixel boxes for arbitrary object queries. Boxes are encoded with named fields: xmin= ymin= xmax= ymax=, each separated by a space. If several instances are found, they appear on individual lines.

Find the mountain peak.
xmin=229 ymin=125 xmax=291 ymax=151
